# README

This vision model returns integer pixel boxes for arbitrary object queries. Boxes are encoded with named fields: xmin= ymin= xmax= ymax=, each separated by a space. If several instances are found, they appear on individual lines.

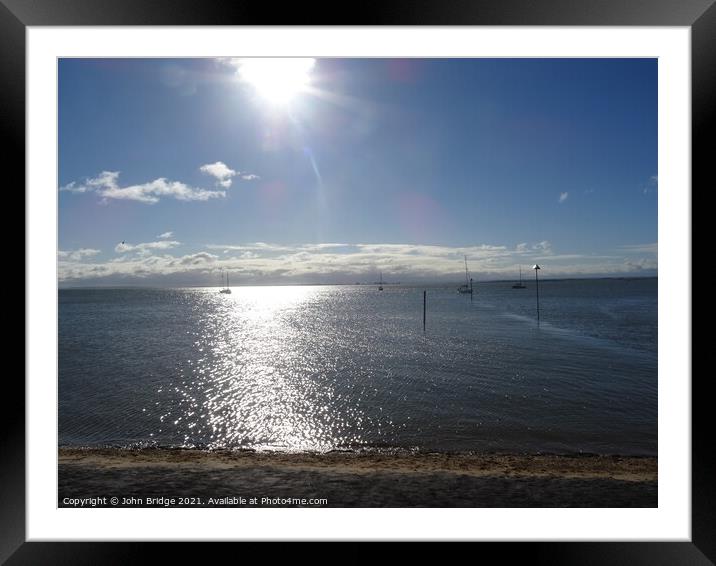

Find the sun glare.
xmin=237 ymin=58 xmax=316 ymax=106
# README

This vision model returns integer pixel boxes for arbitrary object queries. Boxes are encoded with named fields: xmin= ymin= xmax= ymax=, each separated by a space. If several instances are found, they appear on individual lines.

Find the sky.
xmin=58 ymin=58 xmax=657 ymax=286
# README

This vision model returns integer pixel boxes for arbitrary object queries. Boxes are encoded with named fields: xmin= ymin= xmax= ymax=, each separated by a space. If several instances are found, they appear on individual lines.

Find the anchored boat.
xmin=512 ymin=266 xmax=527 ymax=289
xmin=457 ymin=256 xmax=473 ymax=295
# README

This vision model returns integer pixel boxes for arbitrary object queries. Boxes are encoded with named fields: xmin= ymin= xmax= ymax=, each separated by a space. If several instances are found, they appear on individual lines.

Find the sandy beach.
xmin=59 ymin=448 xmax=657 ymax=507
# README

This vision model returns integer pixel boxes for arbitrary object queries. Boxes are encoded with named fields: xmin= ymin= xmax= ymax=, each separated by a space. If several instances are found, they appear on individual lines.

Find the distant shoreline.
xmin=59 ymin=448 xmax=657 ymax=507
xmin=58 ymin=275 xmax=658 ymax=290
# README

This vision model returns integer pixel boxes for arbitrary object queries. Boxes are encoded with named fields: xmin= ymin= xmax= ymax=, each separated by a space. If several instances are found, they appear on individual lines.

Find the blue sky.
xmin=58 ymin=58 xmax=657 ymax=285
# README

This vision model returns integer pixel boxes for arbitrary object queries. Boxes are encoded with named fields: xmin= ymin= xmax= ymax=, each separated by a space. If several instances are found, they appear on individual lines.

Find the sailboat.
xmin=512 ymin=266 xmax=527 ymax=289
xmin=219 ymin=271 xmax=232 ymax=294
xmin=378 ymin=272 xmax=383 ymax=291
xmin=457 ymin=256 xmax=473 ymax=294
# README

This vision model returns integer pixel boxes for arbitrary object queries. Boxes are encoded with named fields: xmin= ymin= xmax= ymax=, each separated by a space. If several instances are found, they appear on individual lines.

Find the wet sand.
xmin=59 ymin=448 xmax=657 ymax=507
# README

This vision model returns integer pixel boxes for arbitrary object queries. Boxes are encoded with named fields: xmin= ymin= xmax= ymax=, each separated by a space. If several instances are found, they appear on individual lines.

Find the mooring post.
xmin=423 ymin=289 xmax=426 ymax=332
xmin=533 ymin=264 xmax=541 ymax=325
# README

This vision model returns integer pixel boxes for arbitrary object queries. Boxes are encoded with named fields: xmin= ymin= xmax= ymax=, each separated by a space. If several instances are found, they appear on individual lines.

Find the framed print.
xmin=8 ymin=0 xmax=708 ymax=562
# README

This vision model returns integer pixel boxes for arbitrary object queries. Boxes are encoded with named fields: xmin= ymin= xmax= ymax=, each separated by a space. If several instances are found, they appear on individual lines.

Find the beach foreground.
xmin=59 ymin=448 xmax=657 ymax=507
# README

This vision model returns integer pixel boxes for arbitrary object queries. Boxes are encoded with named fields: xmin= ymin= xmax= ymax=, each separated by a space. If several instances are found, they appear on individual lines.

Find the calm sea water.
xmin=59 ymin=278 xmax=657 ymax=456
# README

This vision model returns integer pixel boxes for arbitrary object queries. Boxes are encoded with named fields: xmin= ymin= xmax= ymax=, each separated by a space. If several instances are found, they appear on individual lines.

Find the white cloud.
xmin=179 ymin=252 xmax=218 ymax=265
xmin=643 ymin=174 xmax=658 ymax=195
xmin=622 ymin=257 xmax=658 ymax=271
xmin=158 ymin=231 xmax=174 ymax=239
xmin=58 ymin=240 xmax=657 ymax=285
xmin=199 ymin=162 xmax=260 ymax=187
xmin=206 ymin=242 xmax=296 ymax=253
xmin=558 ymin=192 xmax=569 ymax=204
xmin=532 ymin=241 xmax=553 ymax=255
xmin=619 ymin=243 xmax=658 ymax=254
xmin=515 ymin=243 xmax=529 ymax=252
xmin=60 ymin=171 xmax=226 ymax=204
xmin=200 ymin=162 xmax=237 ymax=188
xmin=61 ymin=171 xmax=123 ymax=194
xmin=59 ymin=181 xmax=86 ymax=193
xmin=58 ymin=248 xmax=101 ymax=261
xmin=115 ymin=240 xmax=181 ymax=253
xmin=102 ymin=178 xmax=223 ymax=203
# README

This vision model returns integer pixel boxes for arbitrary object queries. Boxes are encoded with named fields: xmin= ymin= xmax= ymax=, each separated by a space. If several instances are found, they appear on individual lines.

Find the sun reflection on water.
xmin=160 ymin=286 xmax=375 ymax=452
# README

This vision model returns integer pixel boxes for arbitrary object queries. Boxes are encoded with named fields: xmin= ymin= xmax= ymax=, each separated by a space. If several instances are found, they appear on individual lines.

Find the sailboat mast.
xmin=464 ymin=255 xmax=469 ymax=285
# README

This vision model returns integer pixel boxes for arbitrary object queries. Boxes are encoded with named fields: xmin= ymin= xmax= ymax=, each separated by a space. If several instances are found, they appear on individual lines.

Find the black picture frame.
xmin=8 ymin=0 xmax=706 ymax=562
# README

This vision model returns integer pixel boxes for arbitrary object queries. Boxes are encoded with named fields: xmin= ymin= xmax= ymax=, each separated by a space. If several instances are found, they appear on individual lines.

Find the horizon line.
xmin=58 ymin=274 xmax=658 ymax=290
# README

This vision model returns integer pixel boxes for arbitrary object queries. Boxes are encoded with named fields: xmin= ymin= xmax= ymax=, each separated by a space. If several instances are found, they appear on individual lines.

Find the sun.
xmin=237 ymin=58 xmax=316 ymax=106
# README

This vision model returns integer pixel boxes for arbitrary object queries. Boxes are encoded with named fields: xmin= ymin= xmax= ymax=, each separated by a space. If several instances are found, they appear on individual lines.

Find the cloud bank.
xmin=58 ymin=248 xmax=100 ymax=261
xmin=58 ymin=240 xmax=658 ymax=286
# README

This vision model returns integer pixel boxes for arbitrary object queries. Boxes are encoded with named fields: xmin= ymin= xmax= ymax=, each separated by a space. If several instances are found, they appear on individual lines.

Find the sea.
xmin=58 ymin=278 xmax=657 ymax=456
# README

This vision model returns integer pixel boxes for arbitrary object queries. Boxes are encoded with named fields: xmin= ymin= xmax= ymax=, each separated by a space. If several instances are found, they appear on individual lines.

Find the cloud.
xmin=200 ymin=162 xmax=237 ymax=188
xmin=60 ymin=171 xmax=226 ymax=204
xmin=199 ymin=162 xmax=260 ymax=187
xmin=58 ymin=248 xmax=100 ymax=261
xmin=59 ymin=251 xmax=218 ymax=283
xmin=58 ymin=240 xmax=657 ymax=285
xmin=59 ymin=181 xmax=87 ymax=193
xmin=158 ymin=231 xmax=174 ymax=239
xmin=103 ymin=179 xmax=223 ymax=204
xmin=115 ymin=240 xmax=181 ymax=253
xmin=532 ymin=241 xmax=553 ymax=255
xmin=643 ymin=174 xmax=658 ymax=195
xmin=206 ymin=242 xmax=297 ymax=253
xmin=619 ymin=243 xmax=657 ymax=254
xmin=179 ymin=252 xmax=218 ymax=265
xmin=61 ymin=171 xmax=120 ymax=194
xmin=558 ymin=192 xmax=569 ymax=204
xmin=622 ymin=257 xmax=658 ymax=271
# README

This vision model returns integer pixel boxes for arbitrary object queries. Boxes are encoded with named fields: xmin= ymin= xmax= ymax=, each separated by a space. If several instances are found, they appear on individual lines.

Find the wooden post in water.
xmin=423 ymin=290 xmax=426 ymax=332
xmin=533 ymin=264 xmax=541 ymax=325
